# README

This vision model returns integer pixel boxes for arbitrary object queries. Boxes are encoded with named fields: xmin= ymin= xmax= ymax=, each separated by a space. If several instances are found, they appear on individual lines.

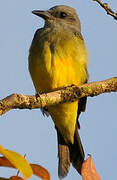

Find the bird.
xmin=28 ymin=5 xmax=88 ymax=178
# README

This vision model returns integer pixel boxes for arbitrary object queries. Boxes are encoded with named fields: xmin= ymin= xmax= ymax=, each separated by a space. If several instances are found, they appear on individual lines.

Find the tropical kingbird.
xmin=28 ymin=5 xmax=88 ymax=178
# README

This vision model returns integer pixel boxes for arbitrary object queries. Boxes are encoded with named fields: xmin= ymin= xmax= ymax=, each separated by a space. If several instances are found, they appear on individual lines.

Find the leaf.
xmin=0 ymin=156 xmax=14 ymax=168
xmin=31 ymin=164 xmax=50 ymax=180
xmin=0 ymin=145 xmax=33 ymax=178
xmin=81 ymin=156 xmax=102 ymax=180
xmin=10 ymin=176 xmax=24 ymax=180
xmin=0 ymin=156 xmax=50 ymax=180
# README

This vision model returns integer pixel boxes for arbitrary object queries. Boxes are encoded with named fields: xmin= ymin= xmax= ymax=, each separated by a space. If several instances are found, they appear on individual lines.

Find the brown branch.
xmin=0 ymin=77 xmax=117 ymax=115
xmin=93 ymin=0 xmax=117 ymax=20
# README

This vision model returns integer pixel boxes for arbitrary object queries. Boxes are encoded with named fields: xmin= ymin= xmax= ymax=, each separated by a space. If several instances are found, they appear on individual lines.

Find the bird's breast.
xmin=29 ymin=30 xmax=87 ymax=93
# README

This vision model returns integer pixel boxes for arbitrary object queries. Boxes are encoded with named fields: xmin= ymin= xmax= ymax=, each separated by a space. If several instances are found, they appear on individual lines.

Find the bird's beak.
xmin=32 ymin=10 xmax=51 ymax=20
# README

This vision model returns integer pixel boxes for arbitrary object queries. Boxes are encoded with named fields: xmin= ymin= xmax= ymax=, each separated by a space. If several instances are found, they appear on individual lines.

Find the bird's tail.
xmin=57 ymin=127 xmax=84 ymax=179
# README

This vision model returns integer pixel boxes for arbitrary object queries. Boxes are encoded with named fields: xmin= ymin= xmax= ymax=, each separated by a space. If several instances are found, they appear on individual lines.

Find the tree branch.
xmin=93 ymin=0 xmax=117 ymax=20
xmin=0 ymin=77 xmax=117 ymax=115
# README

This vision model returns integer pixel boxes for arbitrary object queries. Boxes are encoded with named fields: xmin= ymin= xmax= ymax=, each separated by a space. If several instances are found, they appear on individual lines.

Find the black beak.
xmin=32 ymin=10 xmax=51 ymax=20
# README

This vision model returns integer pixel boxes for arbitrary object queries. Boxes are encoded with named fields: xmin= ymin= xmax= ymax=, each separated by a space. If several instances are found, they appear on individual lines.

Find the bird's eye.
xmin=60 ymin=12 xmax=67 ymax=18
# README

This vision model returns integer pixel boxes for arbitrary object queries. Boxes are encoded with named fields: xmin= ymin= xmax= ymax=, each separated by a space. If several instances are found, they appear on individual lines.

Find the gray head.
xmin=32 ymin=5 xmax=81 ymax=31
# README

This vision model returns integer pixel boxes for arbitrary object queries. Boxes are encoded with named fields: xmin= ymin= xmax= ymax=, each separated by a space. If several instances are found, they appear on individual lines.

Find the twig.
xmin=0 ymin=77 xmax=117 ymax=115
xmin=93 ymin=0 xmax=117 ymax=20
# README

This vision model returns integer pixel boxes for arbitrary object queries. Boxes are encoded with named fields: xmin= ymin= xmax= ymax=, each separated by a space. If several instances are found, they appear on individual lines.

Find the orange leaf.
xmin=31 ymin=164 xmax=50 ymax=180
xmin=0 ymin=156 xmax=50 ymax=180
xmin=81 ymin=156 xmax=102 ymax=180
xmin=0 ymin=156 xmax=14 ymax=168
xmin=10 ymin=176 xmax=24 ymax=180
xmin=0 ymin=145 xmax=33 ymax=178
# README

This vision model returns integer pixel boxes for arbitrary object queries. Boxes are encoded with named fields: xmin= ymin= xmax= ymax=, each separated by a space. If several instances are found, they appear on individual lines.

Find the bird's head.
xmin=32 ymin=5 xmax=81 ymax=31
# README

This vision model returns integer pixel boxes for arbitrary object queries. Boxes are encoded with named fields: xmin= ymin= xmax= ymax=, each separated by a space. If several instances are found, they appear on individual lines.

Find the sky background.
xmin=0 ymin=0 xmax=117 ymax=180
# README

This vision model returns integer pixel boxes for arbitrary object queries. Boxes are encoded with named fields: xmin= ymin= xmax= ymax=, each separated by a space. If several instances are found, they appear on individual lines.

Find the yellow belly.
xmin=29 ymin=33 xmax=87 ymax=143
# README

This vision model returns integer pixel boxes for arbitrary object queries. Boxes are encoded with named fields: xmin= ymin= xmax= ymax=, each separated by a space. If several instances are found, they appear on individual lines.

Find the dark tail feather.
xmin=57 ymin=129 xmax=70 ymax=178
xmin=57 ymin=127 xmax=84 ymax=178
xmin=70 ymin=127 xmax=84 ymax=174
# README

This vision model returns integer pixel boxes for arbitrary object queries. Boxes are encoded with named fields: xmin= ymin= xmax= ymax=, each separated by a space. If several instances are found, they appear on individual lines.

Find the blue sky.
xmin=0 ymin=0 xmax=117 ymax=179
